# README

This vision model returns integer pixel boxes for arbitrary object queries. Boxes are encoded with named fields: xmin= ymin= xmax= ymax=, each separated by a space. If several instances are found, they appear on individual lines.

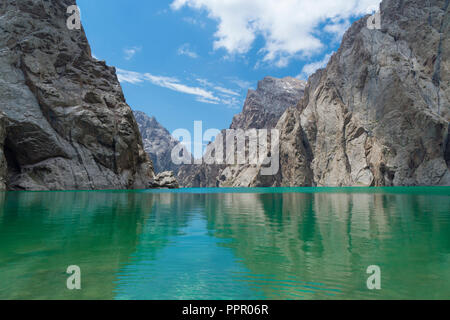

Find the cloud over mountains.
xmin=171 ymin=0 xmax=381 ymax=67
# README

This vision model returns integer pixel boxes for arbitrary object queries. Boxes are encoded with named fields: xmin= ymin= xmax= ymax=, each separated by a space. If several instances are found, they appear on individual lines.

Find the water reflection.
xmin=203 ymin=192 xmax=450 ymax=299
xmin=0 ymin=191 xmax=155 ymax=299
xmin=0 ymin=189 xmax=449 ymax=299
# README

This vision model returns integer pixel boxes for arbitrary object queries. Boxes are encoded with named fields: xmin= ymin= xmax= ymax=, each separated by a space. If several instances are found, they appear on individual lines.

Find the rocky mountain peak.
xmin=257 ymin=76 xmax=306 ymax=97
xmin=283 ymin=0 xmax=450 ymax=187
xmin=231 ymin=76 xmax=306 ymax=130
xmin=133 ymin=110 xmax=185 ymax=175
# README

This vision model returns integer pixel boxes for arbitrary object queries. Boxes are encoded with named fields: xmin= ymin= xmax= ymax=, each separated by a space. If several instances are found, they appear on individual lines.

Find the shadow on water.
xmin=0 ymin=188 xmax=449 ymax=299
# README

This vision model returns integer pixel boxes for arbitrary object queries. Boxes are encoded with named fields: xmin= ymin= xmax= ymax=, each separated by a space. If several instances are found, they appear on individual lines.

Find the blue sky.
xmin=77 ymin=0 xmax=381 ymax=133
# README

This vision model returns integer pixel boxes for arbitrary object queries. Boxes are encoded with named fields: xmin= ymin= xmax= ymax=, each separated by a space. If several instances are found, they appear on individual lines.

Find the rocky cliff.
xmin=177 ymin=77 xmax=306 ymax=187
xmin=230 ymin=76 xmax=306 ymax=130
xmin=178 ymin=0 xmax=449 ymax=188
xmin=133 ymin=110 xmax=184 ymax=174
xmin=276 ymin=0 xmax=449 ymax=187
xmin=0 ymin=112 xmax=7 ymax=190
xmin=0 ymin=0 xmax=163 ymax=190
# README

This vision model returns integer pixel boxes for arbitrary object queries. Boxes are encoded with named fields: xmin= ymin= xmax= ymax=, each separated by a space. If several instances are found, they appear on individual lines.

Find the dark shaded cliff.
xmin=0 ymin=0 xmax=159 ymax=190
xmin=180 ymin=0 xmax=449 ymax=188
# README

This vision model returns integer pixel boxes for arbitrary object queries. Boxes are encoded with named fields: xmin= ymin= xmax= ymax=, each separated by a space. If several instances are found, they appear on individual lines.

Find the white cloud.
xmin=123 ymin=46 xmax=142 ymax=60
xmin=228 ymin=78 xmax=254 ymax=90
xmin=214 ymin=86 xmax=239 ymax=96
xmin=171 ymin=0 xmax=381 ymax=67
xmin=116 ymin=69 xmax=243 ymax=108
xmin=324 ymin=20 xmax=351 ymax=41
xmin=298 ymin=52 xmax=334 ymax=79
xmin=178 ymin=43 xmax=199 ymax=59
xmin=196 ymin=78 xmax=214 ymax=87
xmin=221 ymin=96 xmax=243 ymax=110
xmin=196 ymin=78 xmax=243 ymax=108
xmin=116 ymin=69 xmax=144 ymax=84
xmin=117 ymin=68 xmax=220 ymax=104
xmin=183 ymin=16 xmax=206 ymax=28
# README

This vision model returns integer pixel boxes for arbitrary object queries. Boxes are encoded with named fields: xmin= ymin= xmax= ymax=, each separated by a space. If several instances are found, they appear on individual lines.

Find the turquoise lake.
xmin=0 ymin=187 xmax=449 ymax=300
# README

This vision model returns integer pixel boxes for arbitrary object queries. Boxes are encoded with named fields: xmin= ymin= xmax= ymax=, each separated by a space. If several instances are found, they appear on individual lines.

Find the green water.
xmin=0 ymin=187 xmax=449 ymax=300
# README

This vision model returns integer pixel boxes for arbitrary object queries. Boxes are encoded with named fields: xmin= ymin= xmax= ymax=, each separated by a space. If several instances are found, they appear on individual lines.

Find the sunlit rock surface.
xmin=177 ymin=77 xmax=306 ymax=187
xmin=179 ymin=0 xmax=450 ymax=187
xmin=281 ymin=0 xmax=450 ymax=186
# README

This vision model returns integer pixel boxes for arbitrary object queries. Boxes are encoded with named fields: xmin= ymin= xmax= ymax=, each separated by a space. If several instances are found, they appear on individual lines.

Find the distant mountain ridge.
xmin=176 ymin=76 xmax=307 ymax=187
xmin=133 ymin=111 xmax=182 ymax=174
xmin=230 ymin=76 xmax=306 ymax=130
xmin=177 ymin=0 xmax=450 ymax=188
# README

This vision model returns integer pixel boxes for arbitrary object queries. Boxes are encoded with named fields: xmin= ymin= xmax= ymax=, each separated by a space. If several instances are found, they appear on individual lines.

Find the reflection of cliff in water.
xmin=203 ymin=191 xmax=450 ymax=299
xmin=0 ymin=191 xmax=191 ymax=299
xmin=1 ymin=190 xmax=449 ymax=299
xmin=113 ymin=193 xmax=261 ymax=300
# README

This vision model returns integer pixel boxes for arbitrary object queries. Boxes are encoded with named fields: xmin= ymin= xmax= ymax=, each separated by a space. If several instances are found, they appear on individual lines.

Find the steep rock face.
xmin=230 ymin=77 xmax=306 ymax=130
xmin=0 ymin=0 xmax=157 ymax=190
xmin=152 ymin=171 xmax=179 ymax=189
xmin=250 ymin=107 xmax=314 ymax=187
xmin=179 ymin=0 xmax=449 ymax=188
xmin=177 ymin=77 xmax=306 ymax=187
xmin=0 ymin=112 xmax=7 ymax=190
xmin=282 ymin=0 xmax=450 ymax=186
xmin=133 ymin=111 xmax=183 ymax=174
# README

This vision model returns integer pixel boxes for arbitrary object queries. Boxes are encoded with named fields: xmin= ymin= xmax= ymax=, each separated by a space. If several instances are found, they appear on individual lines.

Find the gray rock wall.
xmin=0 ymin=0 xmax=157 ymax=190
xmin=289 ymin=0 xmax=450 ymax=186
xmin=133 ymin=111 xmax=187 ymax=175
xmin=177 ymin=77 xmax=306 ymax=187
xmin=177 ymin=0 xmax=449 ymax=188
xmin=0 ymin=112 xmax=7 ymax=190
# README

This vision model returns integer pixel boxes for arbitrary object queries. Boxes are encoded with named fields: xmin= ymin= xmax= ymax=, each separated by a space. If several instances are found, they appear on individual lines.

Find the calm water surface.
xmin=0 ymin=187 xmax=449 ymax=300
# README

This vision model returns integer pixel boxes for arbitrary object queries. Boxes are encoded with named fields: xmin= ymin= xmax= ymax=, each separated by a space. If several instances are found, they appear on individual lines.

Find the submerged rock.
xmin=0 ymin=0 xmax=159 ymax=190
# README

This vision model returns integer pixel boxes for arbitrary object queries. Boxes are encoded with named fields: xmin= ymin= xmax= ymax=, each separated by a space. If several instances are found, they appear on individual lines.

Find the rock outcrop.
xmin=0 ymin=0 xmax=162 ymax=190
xmin=278 ymin=0 xmax=449 ymax=187
xmin=230 ymin=76 xmax=306 ymax=130
xmin=178 ymin=0 xmax=449 ymax=188
xmin=177 ymin=77 xmax=306 ymax=187
xmin=0 ymin=112 xmax=7 ymax=190
xmin=152 ymin=171 xmax=179 ymax=189
xmin=133 ymin=110 xmax=185 ymax=174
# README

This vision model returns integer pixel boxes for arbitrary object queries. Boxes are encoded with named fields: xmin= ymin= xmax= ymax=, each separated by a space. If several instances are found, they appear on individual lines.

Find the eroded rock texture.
xmin=0 ymin=0 xmax=158 ymax=190
xmin=133 ymin=110 xmax=185 ymax=175
xmin=0 ymin=112 xmax=7 ymax=190
xmin=285 ymin=0 xmax=450 ymax=186
xmin=177 ymin=0 xmax=449 ymax=188
xmin=177 ymin=77 xmax=306 ymax=187
xmin=230 ymin=76 xmax=306 ymax=130
xmin=152 ymin=171 xmax=179 ymax=189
